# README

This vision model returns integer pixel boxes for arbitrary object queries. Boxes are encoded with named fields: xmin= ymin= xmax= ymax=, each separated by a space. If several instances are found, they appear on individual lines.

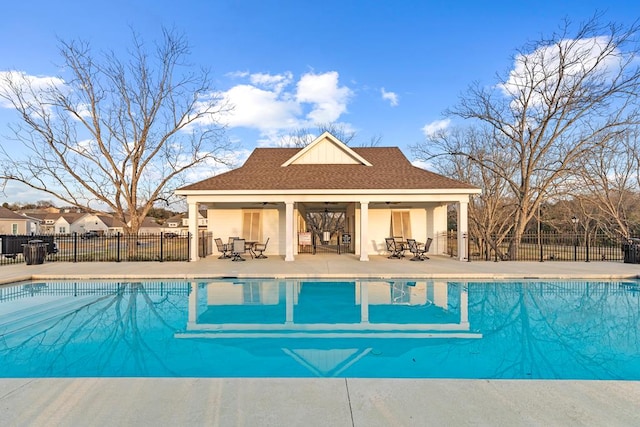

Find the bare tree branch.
xmin=413 ymin=14 xmax=640 ymax=257
xmin=0 ymin=28 xmax=232 ymax=231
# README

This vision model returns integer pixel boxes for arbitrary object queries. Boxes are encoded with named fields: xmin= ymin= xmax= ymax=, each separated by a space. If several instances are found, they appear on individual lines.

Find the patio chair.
xmin=231 ymin=238 xmax=247 ymax=261
xmin=214 ymin=237 xmax=231 ymax=259
xmin=394 ymin=236 xmax=408 ymax=257
xmin=252 ymin=237 xmax=269 ymax=259
xmin=407 ymin=238 xmax=428 ymax=261
xmin=423 ymin=237 xmax=433 ymax=259
xmin=385 ymin=237 xmax=401 ymax=259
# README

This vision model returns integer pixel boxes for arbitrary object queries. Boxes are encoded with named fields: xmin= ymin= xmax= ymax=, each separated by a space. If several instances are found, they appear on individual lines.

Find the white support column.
xmin=457 ymin=201 xmax=468 ymax=261
xmin=460 ymin=285 xmax=469 ymax=328
xmin=285 ymin=201 xmax=295 ymax=261
xmin=359 ymin=200 xmax=369 ymax=261
xmin=187 ymin=282 xmax=199 ymax=326
xmin=188 ymin=201 xmax=199 ymax=262
xmin=360 ymin=281 xmax=369 ymax=323
xmin=285 ymin=280 xmax=294 ymax=324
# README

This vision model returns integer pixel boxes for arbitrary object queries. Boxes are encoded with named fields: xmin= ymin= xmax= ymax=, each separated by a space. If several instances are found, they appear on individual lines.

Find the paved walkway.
xmin=2 ymin=254 xmax=640 ymax=285
xmin=1 ymin=256 xmax=640 ymax=426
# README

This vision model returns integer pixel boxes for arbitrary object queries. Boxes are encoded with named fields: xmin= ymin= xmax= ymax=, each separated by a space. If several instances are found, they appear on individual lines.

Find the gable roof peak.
xmin=281 ymin=131 xmax=373 ymax=167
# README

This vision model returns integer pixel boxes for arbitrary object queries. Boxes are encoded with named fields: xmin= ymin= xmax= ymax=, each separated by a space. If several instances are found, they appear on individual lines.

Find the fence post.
xmin=116 ymin=232 xmax=121 ymax=262
xmin=160 ymin=232 xmax=164 ymax=262
xmin=493 ymin=234 xmax=498 ymax=262
xmin=539 ymin=235 xmax=544 ymax=262
xmin=465 ymin=232 xmax=470 ymax=262
xmin=73 ymin=232 xmax=77 ymax=263
xmin=187 ymin=232 xmax=191 ymax=261
xmin=585 ymin=231 xmax=590 ymax=263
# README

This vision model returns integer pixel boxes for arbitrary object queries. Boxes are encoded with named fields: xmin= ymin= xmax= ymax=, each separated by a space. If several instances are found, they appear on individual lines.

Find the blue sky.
xmin=1 ymin=0 xmax=639 ymax=204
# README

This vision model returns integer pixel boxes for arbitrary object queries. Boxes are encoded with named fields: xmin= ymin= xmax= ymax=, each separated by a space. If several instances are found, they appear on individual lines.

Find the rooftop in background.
xmin=181 ymin=143 xmax=477 ymax=191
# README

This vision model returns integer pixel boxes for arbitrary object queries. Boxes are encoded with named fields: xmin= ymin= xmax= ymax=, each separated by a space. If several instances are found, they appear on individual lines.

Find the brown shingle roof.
xmin=0 ymin=206 xmax=31 ymax=220
xmin=180 ymin=147 xmax=477 ymax=191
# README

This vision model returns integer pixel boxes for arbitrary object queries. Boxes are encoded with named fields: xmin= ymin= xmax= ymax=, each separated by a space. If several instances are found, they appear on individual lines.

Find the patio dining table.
xmin=394 ymin=240 xmax=426 ymax=258
xmin=245 ymin=241 xmax=257 ymax=257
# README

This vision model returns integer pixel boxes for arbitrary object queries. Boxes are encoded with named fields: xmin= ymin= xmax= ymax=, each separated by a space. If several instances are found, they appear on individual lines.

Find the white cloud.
xmin=221 ymin=84 xmax=301 ymax=131
xmin=219 ymin=70 xmax=354 ymax=145
xmin=226 ymin=71 xmax=250 ymax=79
xmin=411 ymin=159 xmax=432 ymax=170
xmin=0 ymin=71 xmax=65 ymax=109
xmin=381 ymin=88 xmax=398 ymax=106
xmin=249 ymin=72 xmax=293 ymax=93
xmin=1 ymin=180 xmax=64 ymax=205
xmin=296 ymin=71 xmax=353 ymax=123
xmin=498 ymin=36 xmax=623 ymax=107
xmin=422 ymin=119 xmax=451 ymax=137
xmin=1 ymin=69 xmax=355 ymax=149
xmin=180 ymin=148 xmax=251 ymax=183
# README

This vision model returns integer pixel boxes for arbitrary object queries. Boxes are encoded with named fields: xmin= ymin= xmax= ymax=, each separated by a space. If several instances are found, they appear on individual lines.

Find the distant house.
xmin=4 ymin=207 xmax=166 ymax=235
xmin=165 ymin=214 xmax=184 ymax=230
xmin=0 ymin=206 xmax=41 ymax=235
xmin=27 ymin=212 xmax=60 ymax=234
xmin=67 ymin=213 xmax=114 ymax=234
xmin=165 ymin=211 xmax=208 ymax=233
xmin=133 ymin=216 xmax=163 ymax=234
xmin=54 ymin=213 xmax=82 ymax=234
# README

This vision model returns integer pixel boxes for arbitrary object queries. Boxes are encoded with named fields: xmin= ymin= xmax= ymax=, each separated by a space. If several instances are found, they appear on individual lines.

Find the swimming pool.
xmin=0 ymin=278 xmax=638 ymax=379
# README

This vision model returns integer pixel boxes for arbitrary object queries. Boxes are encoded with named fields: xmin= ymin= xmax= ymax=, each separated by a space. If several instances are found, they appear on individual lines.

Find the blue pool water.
xmin=0 ymin=278 xmax=639 ymax=379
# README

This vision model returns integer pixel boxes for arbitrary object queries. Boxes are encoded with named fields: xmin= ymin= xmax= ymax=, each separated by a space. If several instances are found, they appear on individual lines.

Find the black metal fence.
xmin=3 ymin=230 xmax=635 ymax=264
xmin=297 ymin=232 xmax=354 ymax=255
xmin=0 ymin=232 xmax=214 ymax=265
xmin=0 ymin=281 xmax=191 ymax=301
xmin=445 ymin=231 xmax=632 ymax=262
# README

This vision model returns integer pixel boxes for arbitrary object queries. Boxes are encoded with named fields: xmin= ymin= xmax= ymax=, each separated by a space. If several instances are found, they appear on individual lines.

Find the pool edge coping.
xmin=2 ymin=272 xmax=639 ymax=287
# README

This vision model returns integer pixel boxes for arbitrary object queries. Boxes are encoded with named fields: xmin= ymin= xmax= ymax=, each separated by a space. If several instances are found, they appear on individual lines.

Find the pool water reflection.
xmin=0 ymin=279 xmax=638 ymax=379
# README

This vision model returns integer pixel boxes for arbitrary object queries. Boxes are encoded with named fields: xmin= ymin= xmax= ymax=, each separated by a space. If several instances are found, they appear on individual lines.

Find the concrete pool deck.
xmin=1 ymin=255 xmax=640 ymax=426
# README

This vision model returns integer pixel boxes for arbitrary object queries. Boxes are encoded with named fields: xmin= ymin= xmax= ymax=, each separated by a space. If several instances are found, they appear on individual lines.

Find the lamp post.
xmin=571 ymin=216 xmax=579 ymax=261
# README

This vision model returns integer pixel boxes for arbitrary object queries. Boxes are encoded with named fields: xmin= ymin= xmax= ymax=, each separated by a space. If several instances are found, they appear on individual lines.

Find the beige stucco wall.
xmin=208 ymin=208 xmax=281 ymax=256
xmin=365 ymin=208 xmax=389 ymax=255
xmin=0 ymin=219 xmax=26 ymax=234
xmin=0 ymin=219 xmax=40 ymax=234
xmin=206 ymin=203 xmax=449 ymax=258
xmin=365 ymin=206 xmax=445 ymax=256
xmin=431 ymin=205 xmax=449 ymax=255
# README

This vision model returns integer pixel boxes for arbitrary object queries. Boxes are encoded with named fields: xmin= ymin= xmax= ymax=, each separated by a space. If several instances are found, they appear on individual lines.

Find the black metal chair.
xmin=231 ymin=238 xmax=247 ymax=261
xmin=422 ymin=237 xmax=433 ymax=259
xmin=407 ymin=238 xmax=427 ymax=261
xmin=252 ymin=237 xmax=269 ymax=259
xmin=394 ymin=236 xmax=407 ymax=258
xmin=385 ymin=237 xmax=401 ymax=259
xmin=214 ymin=237 xmax=231 ymax=259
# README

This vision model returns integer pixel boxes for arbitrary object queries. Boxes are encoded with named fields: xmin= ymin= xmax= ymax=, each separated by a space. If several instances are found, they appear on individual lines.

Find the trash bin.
xmin=23 ymin=239 xmax=48 ymax=265
xmin=623 ymin=238 xmax=640 ymax=263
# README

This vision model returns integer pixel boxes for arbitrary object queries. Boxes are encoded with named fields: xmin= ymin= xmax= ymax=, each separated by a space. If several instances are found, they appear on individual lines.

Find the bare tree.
xmin=305 ymin=210 xmax=345 ymax=245
xmin=422 ymin=127 xmax=518 ymax=259
xmin=277 ymin=122 xmax=356 ymax=147
xmin=0 ymin=29 xmax=231 ymax=233
xmin=573 ymin=129 xmax=640 ymax=238
xmin=414 ymin=15 xmax=640 ymax=258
